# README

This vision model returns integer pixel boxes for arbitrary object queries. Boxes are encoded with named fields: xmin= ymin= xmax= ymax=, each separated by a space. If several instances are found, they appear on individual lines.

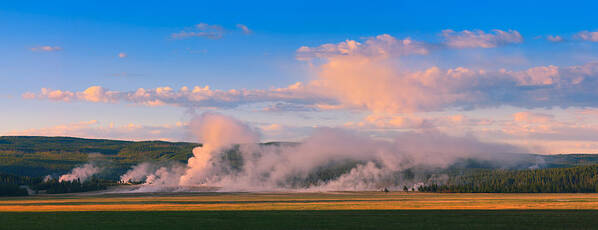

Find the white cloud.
xmin=442 ymin=29 xmax=523 ymax=48
xmin=296 ymin=34 xmax=428 ymax=61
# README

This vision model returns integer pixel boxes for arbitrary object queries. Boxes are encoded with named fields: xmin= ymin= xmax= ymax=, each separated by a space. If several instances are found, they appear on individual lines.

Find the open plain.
xmin=2 ymin=192 xmax=598 ymax=229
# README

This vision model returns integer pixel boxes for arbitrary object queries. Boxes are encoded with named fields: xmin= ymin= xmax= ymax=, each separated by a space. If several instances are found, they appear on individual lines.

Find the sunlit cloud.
xmin=30 ymin=46 xmax=62 ymax=52
xmin=118 ymin=52 xmax=127 ymax=58
xmin=24 ymin=83 xmax=331 ymax=109
xmin=24 ymin=60 xmax=598 ymax=114
xmin=6 ymin=120 xmax=190 ymax=142
xmin=301 ymin=39 xmax=598 ymax=113
xmin=259 ymin=123 xmax=282 ymax=131
xmin=29 ymin=32 xmax=598 ymax=114
xmin=296 ymin=34 xmax=428 ymax=61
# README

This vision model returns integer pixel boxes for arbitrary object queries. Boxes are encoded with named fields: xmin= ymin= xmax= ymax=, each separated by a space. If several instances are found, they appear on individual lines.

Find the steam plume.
xmin=119 ymin=112 xmax=526 ymax=192
xmin=119 ymin=162 xmax=153 ymax=183
xmin=179 ymin=112 xmax=259 ymax=186
xmin=59 ymin=163 xmax=101 ymax=182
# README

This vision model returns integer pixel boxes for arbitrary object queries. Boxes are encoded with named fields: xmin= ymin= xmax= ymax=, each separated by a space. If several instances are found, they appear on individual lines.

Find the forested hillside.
xmin=420 ymin=164 xmax=598 ymax=193
xmin=0 ymin=136 xmax=199 ymax=177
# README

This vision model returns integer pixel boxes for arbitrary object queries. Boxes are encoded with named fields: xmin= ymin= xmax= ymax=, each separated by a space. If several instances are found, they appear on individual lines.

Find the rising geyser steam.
xmin=59 ymin=163 xmax=101 ymax=182
xmin=179 ymin=112 xmax=259 ymax=186
xmin=120 ymin=112 xmax=524 ymax=192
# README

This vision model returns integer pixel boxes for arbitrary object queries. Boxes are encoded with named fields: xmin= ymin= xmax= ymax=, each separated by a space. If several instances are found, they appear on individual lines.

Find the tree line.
xmin=419 ymin=164 xmax=598 ymax=193
xmin=0 ymin=173 xmax=110 ymax=196
xmin=36 ymin=178 xmax=108 ymax=194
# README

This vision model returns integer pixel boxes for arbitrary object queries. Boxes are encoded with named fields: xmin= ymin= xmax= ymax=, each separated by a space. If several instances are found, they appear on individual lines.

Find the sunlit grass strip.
xmin=3 ymin=192 xmax=598 ymax=211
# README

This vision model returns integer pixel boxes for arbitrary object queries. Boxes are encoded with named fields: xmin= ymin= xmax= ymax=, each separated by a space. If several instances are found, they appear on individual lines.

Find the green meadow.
xmin=2 ymin=210 xmax=597 ymax=230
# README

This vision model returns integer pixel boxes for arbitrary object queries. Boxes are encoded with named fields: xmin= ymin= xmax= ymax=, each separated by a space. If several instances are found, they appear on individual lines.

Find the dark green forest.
xmin=419 ymin=164 xmax=598 ymax=193
xmin=0 ymin=173 xmax=111 ymax=195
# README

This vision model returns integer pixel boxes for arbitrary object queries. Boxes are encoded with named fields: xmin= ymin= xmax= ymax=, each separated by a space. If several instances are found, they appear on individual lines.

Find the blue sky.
xmin=2 ymin=1 xmax=598 ymax=153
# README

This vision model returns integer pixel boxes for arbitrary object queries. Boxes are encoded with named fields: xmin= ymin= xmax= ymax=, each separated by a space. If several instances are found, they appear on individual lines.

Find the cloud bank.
xmin=24 ymin=61 xmax=598 ymax=114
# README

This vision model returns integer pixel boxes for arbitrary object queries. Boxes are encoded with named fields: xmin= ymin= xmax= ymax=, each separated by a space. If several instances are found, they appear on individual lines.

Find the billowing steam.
xmin=119 ymin=162 xmax=154 ymax=183
xmin=59 ymin=163 xmax=101 ymax=182
xmin=179 ymin=112 xmax=259 ymax=186
xmin=118 ymin=112 xmax=526 ymax=192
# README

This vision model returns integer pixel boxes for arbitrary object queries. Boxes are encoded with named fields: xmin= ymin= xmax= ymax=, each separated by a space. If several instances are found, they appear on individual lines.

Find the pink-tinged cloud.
xmin=308 ymin=43 xmax=598 ymax=113
xmin=455 ymin=109 xmax=598 ymax=153
xmin=307 ymin=34 xmax=598 ymax=112
xmin=507 ymin=65 xmax=560 ymax=86
xmin=172 ymin=23 xmax=225 ymax=39
xmin=26 ymin=86 xmax=118 ymax=103
xmin=442 ymin=29 xmax=523 ymax=48
xmin=512 ymin=112 xmax=554 ymax=124
xmin=24 ymin=61 xmax=598 ymax=113
xmin=30 ymin=46 xmax=62 ymax=52
xmin=343 ymin=110 xmax=598 ymax=154
xmin=260 ymin=123 xmax=283 ymax=131
xmin=576 ymin=30 xmax=598 ymax=42
xmin=296 ymin=34 xmax=428 ymax=61
xmin=236 ymin=24 xmax=252 ymax=34
xmin=24 ymin=82 xmax=330 ymax=109
xmin=24 ymin=32 xmax=598 ymax=114
xmin=6 ymin=120 xmax=189 ymax=142
xmin=118 ymin=52 xmax=127 ymax=58
xmin=546 ymin=35 xmax=564 ymax=42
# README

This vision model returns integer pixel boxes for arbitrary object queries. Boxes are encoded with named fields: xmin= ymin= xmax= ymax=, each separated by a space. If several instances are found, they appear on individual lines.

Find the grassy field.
xmin=2 ymin=192 xmax=598 ymax=211
xmin=2 ymin=210 xmax=598 ymax=230
xmin=2 ymin=192 xmax=598 ymax=229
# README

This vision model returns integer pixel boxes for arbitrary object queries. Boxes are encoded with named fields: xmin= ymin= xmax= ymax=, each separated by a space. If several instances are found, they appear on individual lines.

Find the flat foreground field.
xmin=3 ymin=192 xmax=598 ymax=229
xmin=2 ymin=192 xmax=598 ymax=211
